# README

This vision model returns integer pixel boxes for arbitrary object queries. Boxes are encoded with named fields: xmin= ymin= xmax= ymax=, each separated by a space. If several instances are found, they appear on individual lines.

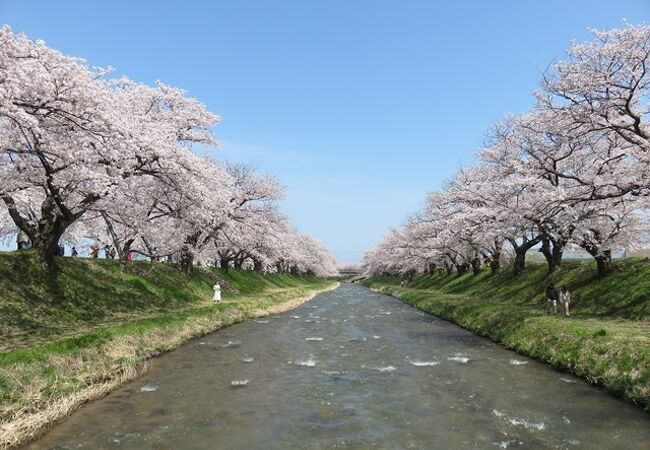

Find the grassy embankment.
xmin=0 ymin=251 xmax=337 ymax=449
xmin=363 ymin=258 xmax=650 ymax=410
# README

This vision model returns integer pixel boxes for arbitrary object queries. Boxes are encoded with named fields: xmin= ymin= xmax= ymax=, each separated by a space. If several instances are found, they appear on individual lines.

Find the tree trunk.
xmin=180 ymin=233 xmax=202 ymax=272
xmin=490 ymin=254 xmax=501 ymax=275
xmin=121 ymin=238 xmax=135 ymax=261
xmin=8 ymin=196 xmax=78 ymax=276
xmin=539 ymin=237 xmax=564 ymax=274
xmin=509 ymin=234 xmax=542 ymax=276
xmin=489 ymin=239 xmax=503 ymax=275
xmin=594 ymin=251 xmax=612 ymax=277
xmin=513 ymin=250 xmax=526 ymax=275
xmin=253 ymin=259 xmax=263 ymax=271
xmin=220 ymin=257 xmax=230 ymax=271
xmin=179 ymin=246 xmax=194 ymax=272
xmin=33 ymin=220 xmax=67 ymax=276
xmin=455 ymin=263 xmax=469 ymax=275
xmin=470 ymin=258 xmax=481 ymax=275
xmin=579 ymin=239 xmax=613 ymax=278
xmin=101 ymin=211 xmax=125 ymax=259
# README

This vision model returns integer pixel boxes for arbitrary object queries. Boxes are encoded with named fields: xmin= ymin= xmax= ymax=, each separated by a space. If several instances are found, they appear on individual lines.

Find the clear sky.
xmin=2 ymin=1 xmax=649 ymax=263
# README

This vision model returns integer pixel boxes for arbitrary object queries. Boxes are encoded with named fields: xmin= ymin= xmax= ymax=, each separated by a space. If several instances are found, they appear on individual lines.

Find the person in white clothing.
xmin=559 ymin=286 xmax=571 ymax=316
xmin=213 ymin=283 xmax=222 ymax=302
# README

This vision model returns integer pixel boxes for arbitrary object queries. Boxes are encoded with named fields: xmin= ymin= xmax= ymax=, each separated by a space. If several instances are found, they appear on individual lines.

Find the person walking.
xmin=545 ymin=282 xmax=559 ymax=315
xmin=71 ymin=246 xmax=78 ymax=257
xmin=213 ymin=283 xmax=222 ymax=302
xmin=559 ymin=286 xmax=571 ymax=316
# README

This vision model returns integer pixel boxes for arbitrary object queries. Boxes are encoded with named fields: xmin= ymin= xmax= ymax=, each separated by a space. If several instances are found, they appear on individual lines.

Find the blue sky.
xmin=2 ymin=1 xmax=649 ymax=263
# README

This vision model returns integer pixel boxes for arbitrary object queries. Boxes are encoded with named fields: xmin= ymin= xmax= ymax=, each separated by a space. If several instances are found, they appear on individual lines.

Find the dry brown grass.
xmin=0 ymin=361 xmax=143 ymax=450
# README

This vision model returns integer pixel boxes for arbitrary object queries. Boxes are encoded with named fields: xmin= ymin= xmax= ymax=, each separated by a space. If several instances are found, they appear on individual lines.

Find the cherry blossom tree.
xmin=0 ymin=28 xmax=338 ymax=278
xmin=0 ymin=27 xmax=219 ymax=272
xmin=538 ymin=24 xmax=650 ymax=197
xmin=364 ymin=24 xmax=650 ymax=279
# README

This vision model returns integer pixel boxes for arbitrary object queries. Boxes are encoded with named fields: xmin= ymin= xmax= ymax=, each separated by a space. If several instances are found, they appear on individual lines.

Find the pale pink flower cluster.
xmin=0 ymin=27 xmax=337 ymax=276
xmin=365 ymin=24 xmax=650 ymax=277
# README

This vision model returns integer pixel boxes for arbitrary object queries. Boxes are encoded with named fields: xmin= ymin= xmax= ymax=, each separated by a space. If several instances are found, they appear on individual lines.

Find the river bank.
xmin=362 ymin=259 xmax=650 ymax=411
xmin=20 ymin=283 xmax=650 ymax=450
xmin=0 ymin=252 xmax=337 ymax=449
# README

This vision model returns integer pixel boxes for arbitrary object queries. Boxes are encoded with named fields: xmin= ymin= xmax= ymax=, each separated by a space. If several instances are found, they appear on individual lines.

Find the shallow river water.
xmin=25 ymin=283 xmax=650 ymax=449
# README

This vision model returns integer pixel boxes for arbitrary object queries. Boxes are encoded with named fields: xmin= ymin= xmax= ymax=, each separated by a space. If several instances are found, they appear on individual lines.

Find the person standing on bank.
xmin=545 ymin=282 xmax=559 ymax=315
xmin=559 ymin=286 xmax=571 ymax=317
xmin=213 ymin=283 xmax=221 ymax=302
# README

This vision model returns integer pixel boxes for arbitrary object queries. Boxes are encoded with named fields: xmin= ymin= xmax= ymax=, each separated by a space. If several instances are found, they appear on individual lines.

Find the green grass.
xmin=1 ymin=251 xmax=209 ymax=341
xmin=0 ymin=251 xmax=322 ymax=349
xmin=363 ymin=258 xmax=650 ymax=410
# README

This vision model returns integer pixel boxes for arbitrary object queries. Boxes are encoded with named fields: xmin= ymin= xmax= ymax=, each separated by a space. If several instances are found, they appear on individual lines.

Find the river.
xmin=24 ymin=283 xmax=650 ymax=449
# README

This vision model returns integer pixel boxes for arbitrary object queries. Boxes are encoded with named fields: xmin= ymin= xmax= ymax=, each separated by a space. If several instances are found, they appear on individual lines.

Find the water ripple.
xmin=447 ymin=354 xmax=470 ymax=363
xmin=408 ymin=358 xmax=440 ymax=367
